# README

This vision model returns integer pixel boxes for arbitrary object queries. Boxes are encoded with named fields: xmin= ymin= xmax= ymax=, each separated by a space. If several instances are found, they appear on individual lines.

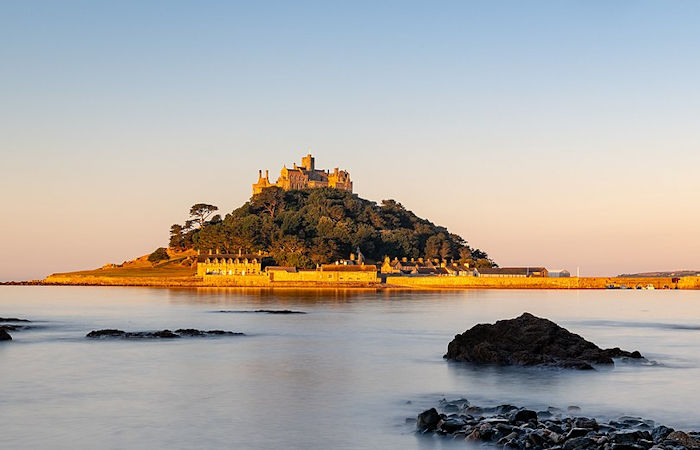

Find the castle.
xmin=252 ymin=154 xmax=353 ymax=195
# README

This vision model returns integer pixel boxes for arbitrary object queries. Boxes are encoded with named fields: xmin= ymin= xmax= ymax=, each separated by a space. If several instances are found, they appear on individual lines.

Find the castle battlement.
xmin=252 ymin=154 xmax=353 ymax=195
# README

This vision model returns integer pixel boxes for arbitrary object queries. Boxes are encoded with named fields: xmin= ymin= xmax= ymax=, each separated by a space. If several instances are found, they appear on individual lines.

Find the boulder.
xmin=0 ymin=328 xmax=11 ymax=341
xmin=416 ymin=408 xmax=441 ymax=432
xmin=444 ymin=313 xmax=644 ymax=369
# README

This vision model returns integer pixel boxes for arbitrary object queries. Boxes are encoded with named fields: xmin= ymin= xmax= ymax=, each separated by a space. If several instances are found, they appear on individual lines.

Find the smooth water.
xmin=2 ymin=287 xmax=700 ymax=449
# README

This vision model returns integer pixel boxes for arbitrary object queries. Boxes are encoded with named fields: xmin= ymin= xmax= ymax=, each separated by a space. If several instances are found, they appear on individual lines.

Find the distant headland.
xmin=37 ymin=154 xmax=700 ymax=290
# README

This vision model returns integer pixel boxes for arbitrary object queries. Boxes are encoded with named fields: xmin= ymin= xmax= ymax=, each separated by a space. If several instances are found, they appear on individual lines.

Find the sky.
xmin=1 ymin=0 xmax=699 ymax=280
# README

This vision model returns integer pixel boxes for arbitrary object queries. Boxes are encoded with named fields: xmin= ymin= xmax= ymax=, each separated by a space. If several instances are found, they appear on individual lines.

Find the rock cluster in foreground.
xmin=445 ymin=313 xmax=644 ymax=370
xmin=86 ymin=329 xmax=244 ymax=339
xmin=416 ymin=399 xmax=698 ymax=450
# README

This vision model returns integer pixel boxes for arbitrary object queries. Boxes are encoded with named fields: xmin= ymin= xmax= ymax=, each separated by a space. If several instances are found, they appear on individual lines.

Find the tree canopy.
xmin=169 ymin=189 xmax=494 ymax=269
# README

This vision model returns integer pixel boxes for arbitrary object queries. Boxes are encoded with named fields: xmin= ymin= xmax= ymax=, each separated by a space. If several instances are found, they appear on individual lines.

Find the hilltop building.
xmin=252 ymin=154 xmax=353 ymax=195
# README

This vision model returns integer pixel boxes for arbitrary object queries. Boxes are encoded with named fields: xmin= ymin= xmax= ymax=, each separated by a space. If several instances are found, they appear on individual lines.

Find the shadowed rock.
xmin=86 ymin=329 xmax=245 ymax=339
xmin=0 ymin=329 xmax=11 ymax=341
xmin=0 ymin=317 xmax=30 ymax=323
xmin=444 ymin=313 xmax=644 ymax=369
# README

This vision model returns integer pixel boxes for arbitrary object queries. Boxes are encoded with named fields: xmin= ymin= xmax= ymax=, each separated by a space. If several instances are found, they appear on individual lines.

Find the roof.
xmin=197 ymin=254 xmax=270 ymax=263
xmin=477 ymin=267 xmax=547 ymax=275
xmin=320 ymin=265 xmax=377 ymax=272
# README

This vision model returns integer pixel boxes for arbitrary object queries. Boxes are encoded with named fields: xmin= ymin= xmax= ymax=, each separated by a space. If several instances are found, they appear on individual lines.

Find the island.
xmin=41 ymin=155 xmax=700 ymax=290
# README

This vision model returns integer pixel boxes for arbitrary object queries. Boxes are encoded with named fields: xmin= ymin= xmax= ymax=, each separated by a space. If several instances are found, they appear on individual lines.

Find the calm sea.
xmin=1 ymin=287 xmax=700 ymax=449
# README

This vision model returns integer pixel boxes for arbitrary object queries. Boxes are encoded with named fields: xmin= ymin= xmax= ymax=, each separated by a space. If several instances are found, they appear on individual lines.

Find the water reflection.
xmin=1 ymin=287 xmax=700 ymax=449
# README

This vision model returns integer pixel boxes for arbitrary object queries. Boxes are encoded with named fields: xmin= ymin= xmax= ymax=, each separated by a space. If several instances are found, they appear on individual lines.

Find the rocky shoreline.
xmin=415 ymin=399 xmax=698 ymax=449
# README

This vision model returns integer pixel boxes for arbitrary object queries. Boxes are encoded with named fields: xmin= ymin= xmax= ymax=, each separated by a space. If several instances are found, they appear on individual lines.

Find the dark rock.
xmin=87 ymin=329 xmax=126 ymax=338
xmin=86 ymin=329 xmax=243 ymax=339
xmin=566 ymin=428 xmax=591 ymax=440
xmin=511 ymin=409 xmax=538 ymax=424
xmin=0 ymin=317 xmax=30 ymax=322
xmin=0 ymin=329 xmax=12 ymax=341
xmin=666 ymin=431 xmax=700 ymax=447
xmin=440 ymin=417 xmax=467 ymax=433
xmin=567 ymin=405 xmax=582 ymax=413
xmin=612 ymin=431 xmax=651 ymax=444
xmin=151 ymin=330 xmax=179 ymax=338
xmin=651 ymin=426 xmax=674 ymax=443
xmin=444 ymin=313 xmax=645 ymax=369
xmin=573 ymin=417 xmax=598 ymax=430
xmin=254 ymin=310 xmax=306 ymax=314
xmin=416 ymin=408 xmax=441 ymax=432
xmin=205 ymin=330 xmax=244 ymax=336
xmin=563 ymin=436 xmax=594 ymax=450
xmin=497 ymin=404 xmax=520 ymax=414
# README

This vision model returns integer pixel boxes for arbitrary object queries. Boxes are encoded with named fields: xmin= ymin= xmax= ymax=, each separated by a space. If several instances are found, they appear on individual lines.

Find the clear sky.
xmin=1 ymin=1 xmax=699 ymax=281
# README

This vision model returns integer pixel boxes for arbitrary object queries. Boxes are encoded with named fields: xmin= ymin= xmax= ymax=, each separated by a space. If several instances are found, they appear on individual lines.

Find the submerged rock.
xmin=215 ymin=309 xmax=306 ymax=314
xmin=86 ymin=329 xmax=245 ymax=339
xmin=444 ymin=313 xmax=644 ymax=369
xmin=0 ymin=328 xmax=11 ymax=341
xmin=0 ymin=317 xmax=30 ymax=323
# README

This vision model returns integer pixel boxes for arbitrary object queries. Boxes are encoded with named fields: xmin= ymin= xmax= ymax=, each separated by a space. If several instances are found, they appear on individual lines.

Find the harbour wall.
xmin=385 ymin=276 xmax=690 ymax=289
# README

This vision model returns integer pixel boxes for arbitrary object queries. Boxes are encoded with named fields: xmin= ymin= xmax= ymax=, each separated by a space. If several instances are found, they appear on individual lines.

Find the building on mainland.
xmin=198 ymin=249 xmax=378 ymax=284
xmin=252 ymin=154 xmax=353 ymax=195
xmin=196 ymin=250 xmax=273 ymax=277
xmin=380 ymin=257 xmax=474 ymax=276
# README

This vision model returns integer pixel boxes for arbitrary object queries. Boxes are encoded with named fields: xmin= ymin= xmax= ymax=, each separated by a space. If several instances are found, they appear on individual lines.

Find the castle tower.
xmin=301 ymin=154 xmax=315 ymax=171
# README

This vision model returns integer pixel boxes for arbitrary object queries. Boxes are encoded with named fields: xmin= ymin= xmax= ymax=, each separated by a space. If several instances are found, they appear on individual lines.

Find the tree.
xmin=251 ymin=187 xmax=285 ymax=219
xmin=148 ymin=247 xmax=170 ymax=263
xmin=189 ymin=203 xmax=218 ymax=229
xmin=169 ymin=224 xmax=185 ymax=249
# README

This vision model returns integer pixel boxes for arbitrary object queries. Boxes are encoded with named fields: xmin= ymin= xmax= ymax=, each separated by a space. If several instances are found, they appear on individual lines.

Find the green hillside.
xmin=169 ymin=187 xmax=494 ymax=269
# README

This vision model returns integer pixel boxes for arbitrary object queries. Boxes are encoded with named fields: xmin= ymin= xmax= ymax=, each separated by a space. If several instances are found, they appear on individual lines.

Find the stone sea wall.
xmin=386 ymin=276 xmax=687 ymax=289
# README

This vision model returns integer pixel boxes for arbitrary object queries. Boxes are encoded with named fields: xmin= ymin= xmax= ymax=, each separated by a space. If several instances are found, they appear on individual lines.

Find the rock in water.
xmin=444 ymin=313 xmax=644 ymax=369
xmin=416 ymin=408 xmax=441 ymax=432
xmin=86 ymin=329 xmax=245 ymax=339
xmin=0 ymin=328 xmax=12 ymax=341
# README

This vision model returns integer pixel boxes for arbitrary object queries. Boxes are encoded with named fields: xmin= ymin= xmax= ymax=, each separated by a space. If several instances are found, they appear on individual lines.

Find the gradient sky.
xmin=1 ymin=1 xmax=699 ymax=281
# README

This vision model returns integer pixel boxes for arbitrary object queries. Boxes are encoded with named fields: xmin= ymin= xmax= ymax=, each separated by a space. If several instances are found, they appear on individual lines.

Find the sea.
xmin=1 ymin=287 xmax=699 ymax=449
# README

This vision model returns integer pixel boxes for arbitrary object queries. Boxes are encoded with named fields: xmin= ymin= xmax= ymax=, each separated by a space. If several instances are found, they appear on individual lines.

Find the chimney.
xmin=265 ymin=169 xmax=269 ymax=179
xmin=258 ymin=169 xmax=262 ymax=179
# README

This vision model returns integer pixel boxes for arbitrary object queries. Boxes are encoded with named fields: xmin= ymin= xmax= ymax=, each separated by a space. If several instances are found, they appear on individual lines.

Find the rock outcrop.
xmin=86 ymin=329 xmax=244 ymax=339
xmin=444 ymin=313 xmax=643 ymax=370
xmin=0 ymin=328 xmax=11 ymax=341
xmin=416 ymin=399 xmax=694 ymax=450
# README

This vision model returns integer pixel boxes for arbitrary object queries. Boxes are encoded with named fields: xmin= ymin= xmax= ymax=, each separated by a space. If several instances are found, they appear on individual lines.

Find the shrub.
xmin=148 ymin=247 xmax=170 ymax=263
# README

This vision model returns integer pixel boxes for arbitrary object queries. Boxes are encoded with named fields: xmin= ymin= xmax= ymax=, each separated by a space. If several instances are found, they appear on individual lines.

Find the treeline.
xmin=169 ymin=188 xmax=495 ymax=269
